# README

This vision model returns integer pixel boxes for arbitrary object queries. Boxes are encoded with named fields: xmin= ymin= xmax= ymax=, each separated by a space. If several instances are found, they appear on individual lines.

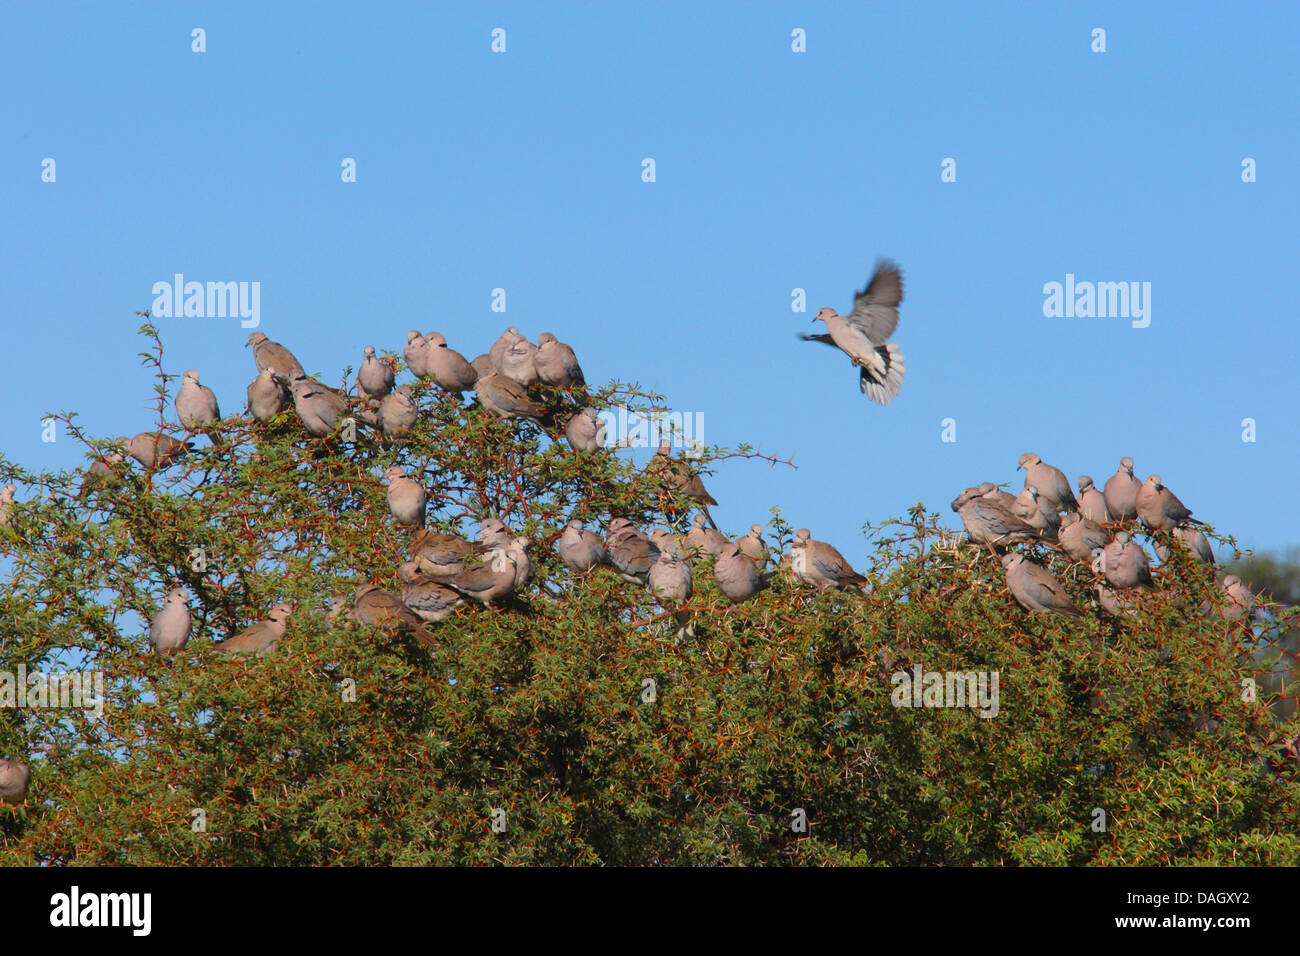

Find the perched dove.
xmin=291 ymin=373 xmax=350 ymax=437
xmin=1017 ymin=453 xmax=1077 ymax=514
xmin=950 ymin=486 xmax=983 ymax=512
xmin=649 ymin=528 xmax=687 ymax=560
xmin=379 ymin=385 xmax=419 ymax=439
xmin=411 ymin=530 xmax=482 ymax=576
xmin=353 ymin=585 xmax=436 ymax=647
xmin=0 ymin=758 xmax=30 ymax=805
xmin=175 ymin=369 xmax=220 ymax=428
xmin=1001 ymin=553 xmax=1081 ymax=617
xmin=1076 ymin=476 xmax=1111 ymax=524
xmin=1219 ymin=574 xmax=1256 ymax=622
xmin=648 ymin=551 xmax=693 ymax=607
xmin=246 ymin=332 xmax=304 ymax=383
xmin=1095 ymin=581 xmax=1137 ymax=618
xmin=955 ymin=494 xmax=1037 ymax=549
xmin=357 ymin=346 xmax=395 ymax=398
xmin=1012 ymin=486 xmax=1059 ymax=541
xmin=500 ymin=332 xmax=540 ymax=387
xmin=605 ymin=518 xmax=660 ymax=585
xmin=1103 ymin=457 xmax=1142 ymax=521
xmin=247 ymin=366 xmax=290 ymax=422
xmin=1164 ymin=525 xmax=1214 ymax=565
xmin=790 ymin=529 xmax=866 ymax=590
xmin=647 ymin=438 xmax=717 ymax=528
xmin=476 ymin=518 xmax=511 ymax=549
xmin=735 ymin=524 xmax=769 ymax=567
xmin=470 ymin=354 xmax=494 ymax=379
xmin=125 ymin=433 xmax=191 ymax=470
xmin=475 ymin=371 xmax=551 ymax=424
xmin=430 ymin=551 xmax=519 ymax=607
xmin=0 ymin=484 xmax=15 ymax=529
xmin=425 ymin=333 xmax=478 ymax=392
xmin=384 ymin=466 xmax=427 ymax=527
xmin=149 ymin=586 xmax=192 ymax=656
xmin=1058 ymin=512 xmax=1111 ymax=564
xmin=558 ymin=519 xmax=608 ymax=575
xmin=398 ymin=562 xmax=463 ymax=623
xmin=1135 ymin=474 xmax=1193 ymax=533
xmin=488 ymin=326 xmax=521 ymax=370
xmin=1100 ymin=531 xmax=1153 ymax=589
xmin=81 ymin=445 xmax=128 ymax=493
xmin=684 ymin=513 xmax=728 ymax=559
xmin=979 ymin=483 xmax=1019 ymax=510
xmin=566 ymin=407 xmax=606 ymax=452
xmin=502 ymin=536 xmax=535 ymax=589
xmin=404 ymin=331 xmax=430 ymax=378
xmin=214 ymin=603 xmax=291 ymax=656
xmin=535 ymin=333 xmax=585 ymax=388
xmin=713 ymin=543 xmax=765 ymax=604
xmin=798 ymin=259 xmax=906 ymax=404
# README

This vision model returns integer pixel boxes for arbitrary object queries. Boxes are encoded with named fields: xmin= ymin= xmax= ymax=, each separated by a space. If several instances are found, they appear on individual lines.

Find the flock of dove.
xmin=0 ymin=259 xmax=1267 ymax=808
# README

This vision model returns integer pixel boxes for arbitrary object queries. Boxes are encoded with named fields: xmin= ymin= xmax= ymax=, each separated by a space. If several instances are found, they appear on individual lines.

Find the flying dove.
xmin=1103 ymin=457 xmax=1142 ymax=521
xmin=246 ymin=332 xmax=304 ymax=383
xmin=149 ymin=586 xmax=192 ymax=656
xmin=1219 ymin=574 xmax=1256 ymax=622
xmin=352 ymin=585 xmax=437 ymax=647
xmin=790 ymin=529 xmax=866 ymax=590
xmin=1012 ymin=486 xmax=1059 ymax=541
xmin=291 ymin=373 xmax=351 ymax=437
xmin=535 ymin=333 xmax=585 ymax=389
xmin=500 ymin=332 xmax=540 ymax=387
xmin=404 ymin=331 xmax=431 ymax=378
xmin=475 ymin=371 xmax=551 ymax=424
xmin=357 ymin=346 xmax=395 ymax=398
xmin=0 ymin=484 xmax=15 ymax=529
xmin=384 ymin=466 xmax=427 ymax=527
xmin=1058 ymin=512 xmax=1111 ymax=564
xmin=798 ymin=259 xmax=906 ymax=404
xmin=425 ymin=333 xmax=478 ymax=392
xmin=1135 ymin=474 xmax=1194 ymax=533
xmin=488 ymin=326 xmax=521 ymax=370
xmin=397 ymin=562 xmax=463 ymax=623
xmin=735 ymin=524 xmax=769 ymax=568
xmin=605 ymin=518 xmax=661 ymax=585
xmin=1001 ymin=553 xmax=1081 ymax=617
xmin=1017 ymin=453 xmax=1077 ymax=513
xmin=1100 ymin=531 xmax=1152 ymax=589
xmin=125 ymin=432 xmax=191 ymax=470
xmin=684 ymin=513 xmax=728 ymax=559
xmin=247 ymin=366 xmax=290 ymax=422
xmin=713 ymin=543 xmax=765 ymax=604
xmin=647 ymin=438 xmax=718 ymax=528
xmin=558 ymin=519 xmax=608 ymax=575
xmin=429 ymin=551 xmax=519 ymax=607
xmin=175 ymin=369 xmax=220 ymax=429
xmin=214 ymin=603 xmax=291 ymax=656
xmin=0 ymin=758 xmax=30 ymax=805
xmin=379 ymin=385 xmax=419 ymax=439
xmin=955 ymin=494 xmax=1037 ymax=549
xmin=566 ymin=408 xmax=606 ymax=452
xmin=1076 ymin=476 xmax=1111 ymax=524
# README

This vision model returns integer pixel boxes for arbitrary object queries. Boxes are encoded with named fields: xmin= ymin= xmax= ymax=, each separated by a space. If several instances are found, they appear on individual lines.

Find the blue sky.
xmin=3 ymin=2 xmax=1298 ymax=562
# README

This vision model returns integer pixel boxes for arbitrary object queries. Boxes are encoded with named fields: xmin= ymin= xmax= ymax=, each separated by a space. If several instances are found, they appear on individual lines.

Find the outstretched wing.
xmin=846 ymin=259 xmax=904 ymax=344
xmin=796 ymin=332 xmax=836 ymax=348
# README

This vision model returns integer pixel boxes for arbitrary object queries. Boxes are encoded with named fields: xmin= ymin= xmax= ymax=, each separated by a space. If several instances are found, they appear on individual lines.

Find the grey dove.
xmin=291 ymin=373 xmax=350 ymax=437
xmin=558 ymin=519 xmax=608 ymax=575
xmin=81 ymin=445 xmax=127 ymax=493
xmin=950 ymin=486 xmax=983 ymax=512
xmin=247 ymin=366 xmax=290 ymax=422
xmin=1096 ymin=581 xmax=1137 ymax=618
xmin=149 ymin=586 xmax=192 ymax=656
xmin=1018 ymin=453 xmax=1077 ymax=513
xmin=0 ymin=758 xmax=30 ymax=805
xmin=1012 ymin=486 xmax=1059 ymax=541
xmin=404 ymin=331 xmax=430 ymax=378
xmin=1076 ymin=476 xmax=1110 ymax=524
xmin=475 ymin=371 xmax=550 ymax=424
xmin=500 ymin=332 xmax=540 ymax=387
xmin=955 ymin=494 xmax=1037 ymax=549
xmin=470 ymin=354 xmax=494 ymax=379
xmin=398 ymin=562 xmax=463 ymax=623
xmin=1136 ymin=474 xmax=1193 ymax=533
xmin=214 ymin=603 xmax=291 ymax=656
xmin=175 ymin=369 xmax=220 ymax=428
xmin=685 ymin=513 xmax=728 ymax=559
xmin=566 ymin=408 xmax=606 ymax=452
xmin=352 ymin=585 xmax=436 ymax=647
xmin=649 ymin=528 xmax=687 ymax=560
xmin=1001 ymin=553 xmax=1081 ymax=617
xmin=1100 ymin=532 xmax=1152 ymax=589
xmin=713 ymin=543 xmax=765 ymax=604
xmin=1058 ymin=512 xmax=1111 ymax=564
xmin=1165 ymin=525 xmax=1214 ymax=565
xmin=535 ymin=333 xmax=585 ymax=388
xmin=1103 ymin=457 xmax=1142 ymax=521
xmin=605 ymin=518 xmax=660 ymax=585
xmin=476 ymin=518 xmax=511 ymax=549
xmin=429 ymin=551 xmax=519 ymax=607
xmin=648 ymin=551 xmax=693 ymax=608
xmin=357 ymin=346 xmax=394 ymax=398
xmin=1219 ymin=575 xmax=1255 ymax=622
xmin=379 ymin=385 xmax=419 ymax=439
xmin=735 ymin=524 xmax=769 ymax=567
xmin=125 ymin=433 xmax=191 ymax=470
xmin=384 ymin=466 xmax=427 ymax=527
xmin=246 ymin=332 xmax=304 ymax=383
xmin=411 ymin=530 xmax=483 ymax=576
xmin=798 ymin=259 xmax=906 ymax=404
xmin=647 ymin=438 xmax=718 ymax=528
xmin=425 ymin=333 xmax=478 ymax=391
xmin=790 ymin=529 xmax=866 ymax=590
xmin=0 ymin=484 xmax=14 ymax=529
xmin=488 ymin=326 xmax=520 ymax=370
xmin=980 ymin=483 xmax=1019 ymax=509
